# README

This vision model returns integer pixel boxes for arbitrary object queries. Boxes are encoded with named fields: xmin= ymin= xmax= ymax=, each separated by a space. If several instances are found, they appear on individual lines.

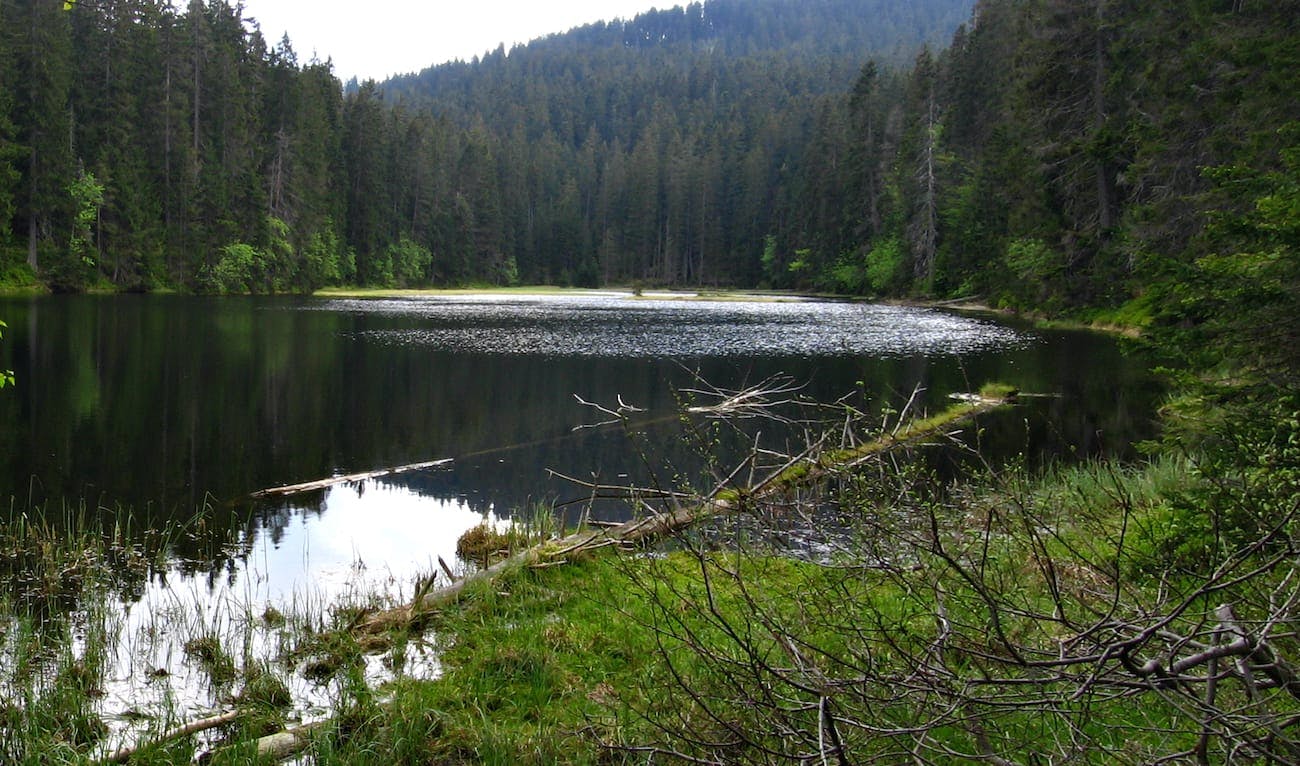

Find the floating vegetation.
xmin=183 ymin=635 xmax=238 ymax=686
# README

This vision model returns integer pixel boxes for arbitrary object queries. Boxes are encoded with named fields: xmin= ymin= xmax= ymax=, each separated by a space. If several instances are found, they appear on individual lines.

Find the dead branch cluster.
xmin=590 ymin=385 xmax=1300 ymax=765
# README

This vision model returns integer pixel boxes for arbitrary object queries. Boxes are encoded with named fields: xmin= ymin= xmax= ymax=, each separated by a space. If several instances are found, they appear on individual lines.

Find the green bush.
xmin=865 ymin=236 xmax=906 ymax=294
xmin=303 ymin=225 xmax=347 ymax=289
xmin=388 ymin=238 xmax=433 ymax=287
xmin=1003 ymin=236 xmax=1064 ymax=308
xmin=200 ymin=242 xmax=261 ymax=294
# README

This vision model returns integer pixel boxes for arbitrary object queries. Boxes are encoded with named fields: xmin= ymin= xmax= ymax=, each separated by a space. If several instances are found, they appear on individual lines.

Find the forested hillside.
xmin=0 ymin=0 xmax=971 ymax=292
xmin=375 ymin=0 xmax=973 ymax=286
xmin=787 ymin=0 xmax=1300 ymax=322
xmin=0 ymin=0 xmax=1294 ymax=321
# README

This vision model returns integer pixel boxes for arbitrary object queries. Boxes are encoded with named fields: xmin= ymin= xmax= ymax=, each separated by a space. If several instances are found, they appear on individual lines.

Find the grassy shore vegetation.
xmin=291 ymin=446 xmax=1296 ymax=764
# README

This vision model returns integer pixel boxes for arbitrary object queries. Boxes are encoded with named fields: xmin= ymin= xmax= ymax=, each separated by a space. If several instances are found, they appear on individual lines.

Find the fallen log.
xmin=249 ymin=458 xmax=453 ymax=499
xmin=97 ymin=709 xmax=241 ymax=764
xmin=247 ymin=720 xmax=327 ymax=762
xmin=358 ymin=391 xmax=1014 ymax=633
xmin=184 ymin=391 xmax=1016 ymax=764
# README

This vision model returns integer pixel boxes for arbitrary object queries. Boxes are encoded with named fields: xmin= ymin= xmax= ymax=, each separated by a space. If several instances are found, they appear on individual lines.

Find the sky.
xmin=239 ymin=0 xmax=661 ymax=82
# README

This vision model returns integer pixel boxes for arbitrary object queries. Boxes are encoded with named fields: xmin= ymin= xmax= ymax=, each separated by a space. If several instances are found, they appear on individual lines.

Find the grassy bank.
xmin=300 ymin=447 xmax=1300 ymax=764
xmin=232 ymin=454 xmax=1252 ymax=764
xmin=10 ymin=446 xmax=1293 ymax=764
xmin=884 ymin=298 xmax=1148 ymax=338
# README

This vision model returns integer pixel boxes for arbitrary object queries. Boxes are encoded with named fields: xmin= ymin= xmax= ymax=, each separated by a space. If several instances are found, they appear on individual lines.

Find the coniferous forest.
xmin=0 ymin=0 xmax=1296 ymax=330
xmin=0 ymin=0 xmax=970 ymax=293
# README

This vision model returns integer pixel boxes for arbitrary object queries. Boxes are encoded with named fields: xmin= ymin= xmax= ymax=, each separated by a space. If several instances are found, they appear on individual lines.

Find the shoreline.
xmin=0 ymin=283 xmax=1145 ymax=337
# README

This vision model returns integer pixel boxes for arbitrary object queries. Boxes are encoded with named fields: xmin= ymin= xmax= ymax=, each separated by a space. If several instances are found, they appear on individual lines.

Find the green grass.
xmin=0 ymin=261 xmax=46 ymax=295
xmin=296 ymin=453 xmax=1288 ymax=764
xmin=3 ymin=418 xmax=1292 ymax=763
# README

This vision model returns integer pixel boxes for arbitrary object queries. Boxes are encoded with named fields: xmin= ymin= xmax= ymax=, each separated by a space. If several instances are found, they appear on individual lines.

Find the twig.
xmin=437 ymin=555 xmax=456 ymax=583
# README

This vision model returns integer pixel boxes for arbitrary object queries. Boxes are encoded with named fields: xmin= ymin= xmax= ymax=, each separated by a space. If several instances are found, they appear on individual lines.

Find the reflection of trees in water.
xmin=0 ymin=298 xmax=1162 ymax=594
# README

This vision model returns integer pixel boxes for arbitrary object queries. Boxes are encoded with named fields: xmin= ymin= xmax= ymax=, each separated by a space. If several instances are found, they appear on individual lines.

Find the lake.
xmin=0 ymin=292 xmax=1162 ymax=739
xmin=0 ymin=292 xmax=1160 ymax=599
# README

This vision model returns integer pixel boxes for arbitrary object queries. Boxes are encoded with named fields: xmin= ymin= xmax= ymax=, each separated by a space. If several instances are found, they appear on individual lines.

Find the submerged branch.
xmin=194 ymin=388 xmax=1016 ymax=764
xmin=248 ymin=458 xmax=453 ymax=499
xmin=682 ymin=374 xmax=807 ymax=421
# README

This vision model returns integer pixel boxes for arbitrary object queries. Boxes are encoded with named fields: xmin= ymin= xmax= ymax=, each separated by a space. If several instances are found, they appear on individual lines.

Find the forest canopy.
xmin=0 ymin=0 xmax=970 ymax=292
xmin=0 ymin=0 xmax=1294 ymax=332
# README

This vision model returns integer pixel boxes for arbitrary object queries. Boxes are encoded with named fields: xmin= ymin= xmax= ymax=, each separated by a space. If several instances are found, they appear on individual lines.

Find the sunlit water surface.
xmin=336 ymin=293 xmax=1026 ymax=357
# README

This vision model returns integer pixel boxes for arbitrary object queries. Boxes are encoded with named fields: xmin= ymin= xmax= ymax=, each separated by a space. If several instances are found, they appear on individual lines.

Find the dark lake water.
xmin=0 ymin=292 xmax=1162 ymax=740
xmin=0 ymin=293 xmax=1160 ymax=593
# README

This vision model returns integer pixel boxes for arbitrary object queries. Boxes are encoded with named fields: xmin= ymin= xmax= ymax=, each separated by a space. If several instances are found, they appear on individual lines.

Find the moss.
xmin=261 ymin=605 xmax=287 ymax=628
xmin=978 ymin=381 xmax=1019 ymax=400
xmin=456 ymin=522 xmax=513 ymax=566
xmin=237 ymin=664 xmax=292 ymax=710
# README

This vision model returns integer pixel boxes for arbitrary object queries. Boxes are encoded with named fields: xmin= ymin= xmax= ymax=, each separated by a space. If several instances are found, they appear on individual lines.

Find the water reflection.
xmin=99 ymin=481 xmax=488 ymax=749
xmin=250 ymin=480 xmax=499 ymax=601
xmin=340 ymin=294 xmax=1028 ymax=357
xmin=0 ymin=293 xmax=1160 ymax=586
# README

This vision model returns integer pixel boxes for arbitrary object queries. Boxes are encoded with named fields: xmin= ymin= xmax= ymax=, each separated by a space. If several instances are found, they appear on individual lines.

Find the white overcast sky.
xmin=239 ymin=0 xmax=661 ymax=82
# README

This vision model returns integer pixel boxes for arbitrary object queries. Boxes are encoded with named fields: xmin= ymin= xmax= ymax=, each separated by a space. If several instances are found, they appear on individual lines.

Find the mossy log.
xmin=358 ymin=390 xmax=1014 ymax=634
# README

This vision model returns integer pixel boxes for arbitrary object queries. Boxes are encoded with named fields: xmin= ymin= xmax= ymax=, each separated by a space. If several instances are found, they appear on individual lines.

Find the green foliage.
xmin=198 ymin=217 xmax=314 ymax=293
xmin=263 ymin=215 xmax=296 ymax=290
xmin=302 ymin=558 xmax=662 ymax=764
xmin=67 ymin=169 xmax=103 ymax=268
xmin=2 ymin=0 xmax=982 ymax=293
xmin=184 ymin=635 xmax=237 ymax=686
xmin=298 ymin=442 xmax=1291 ymax=765
xmin=1146 ymin=391 xmax=1300 ymax=574
xmin=864 ymin=236 xmax=906 ymax=294
xmin=302 ymin=223 xmax=348 ymax=290
xmin=759 ymin=233 xmax=780 ymax=287
xmin=1084 ymin=294 xmax=1155 ymax=329
xmin=1001 ymin=236 xmax=1064 ymax=308
xmin=498 ymin=254 xmax=520 ymax=287
xmin=786 ymin=247 xmax=812 ymax=279
xmin=387 ymin=238 xmax=433 ymax=288
xmin=828 ymin=252 xmax=866 ymax=294
xmin=200 ymin=242 xmax=262 ymax=294
xmin=1152 ymin=128 xmax=1300 ymax=381
xmin=786 ymin=0 xmax=1300 ymax=316
xmin=0 ymin=0 xmax=1291 ymax=305
xmin=0 ymin=319 xmax=12 ymax=389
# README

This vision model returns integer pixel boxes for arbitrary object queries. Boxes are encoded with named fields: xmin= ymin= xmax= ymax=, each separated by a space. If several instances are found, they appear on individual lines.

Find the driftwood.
xmin=246 ymin=720 xmax=327 ymax=762
xmin=249 ymin=459 xmax=453 ymax=499
xmin=195 ymin=719 xmax=329 ymax=765
xmin=97 ymin=709 xmax=241 ymax=764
